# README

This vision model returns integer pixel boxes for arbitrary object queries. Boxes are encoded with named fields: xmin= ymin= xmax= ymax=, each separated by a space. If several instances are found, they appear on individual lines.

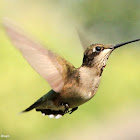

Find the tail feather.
xmin=20 ymin=98 xmax=43 ymax=113
xmin=19 ymin=90 xmax=56 ymax=114
xmin=22 ymin=103 xmax=37 ymax=112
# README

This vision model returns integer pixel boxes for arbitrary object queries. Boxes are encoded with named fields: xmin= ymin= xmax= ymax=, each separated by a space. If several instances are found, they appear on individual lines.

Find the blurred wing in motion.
xmin=77 ymin=29 xmax=91 ymax=51
xmin=3 ymin=20 xmax=75 ymax=93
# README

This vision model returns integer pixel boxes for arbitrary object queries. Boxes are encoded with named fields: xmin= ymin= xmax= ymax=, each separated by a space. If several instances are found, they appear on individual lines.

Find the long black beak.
xmin=112 ymin=39 xmax=140 ymax=49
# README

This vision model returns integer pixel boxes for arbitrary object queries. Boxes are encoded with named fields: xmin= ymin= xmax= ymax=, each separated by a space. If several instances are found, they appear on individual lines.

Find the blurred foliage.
xmin=0 ymin=0 xmax=140 ymax=140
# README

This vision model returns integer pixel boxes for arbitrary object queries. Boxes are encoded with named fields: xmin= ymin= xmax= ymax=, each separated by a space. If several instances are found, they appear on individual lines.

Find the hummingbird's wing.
xmin=3 ymin=20 xmax=75 ymax=93
xmin=77 ymin=29 xmax=91 ymax=51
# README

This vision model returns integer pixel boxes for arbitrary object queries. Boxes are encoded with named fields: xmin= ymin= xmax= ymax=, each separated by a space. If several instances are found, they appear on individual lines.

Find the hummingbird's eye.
xmin=95 ymin=46 xmax=101 ymax=52
xmin=93 ymin=46 xmax=102 ymax=52
xmin=93 ymin=46 xmax=104 ymax=53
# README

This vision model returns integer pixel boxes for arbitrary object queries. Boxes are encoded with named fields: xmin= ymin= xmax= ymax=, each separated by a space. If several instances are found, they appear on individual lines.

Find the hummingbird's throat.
xmin=100 ymin=52 xmax=110 ymax=68
xmin=98 ymin=49 xmax=112 ymax=73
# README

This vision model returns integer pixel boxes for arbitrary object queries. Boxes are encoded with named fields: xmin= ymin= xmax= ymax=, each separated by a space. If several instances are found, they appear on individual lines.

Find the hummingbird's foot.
xmin=69 ymin=107 xmax=78 ymax=114
xmin=61 ymin=103 xmax=70 ymax=114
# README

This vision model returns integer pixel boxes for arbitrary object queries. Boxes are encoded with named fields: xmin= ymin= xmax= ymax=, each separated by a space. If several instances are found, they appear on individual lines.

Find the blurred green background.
xmin=0 ymin=0 xmax=140 ymax=140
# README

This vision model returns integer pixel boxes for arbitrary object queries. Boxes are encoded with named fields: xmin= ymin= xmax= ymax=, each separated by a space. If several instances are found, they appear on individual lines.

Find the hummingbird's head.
xmin=82 ymin=43 xmax=113 ymax=69
xmin=82 ymin=39 xmax=140 ymax=70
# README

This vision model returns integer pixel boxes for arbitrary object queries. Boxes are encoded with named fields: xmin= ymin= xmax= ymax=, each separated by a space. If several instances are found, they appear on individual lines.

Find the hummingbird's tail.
xmin=19 ymin=90 xmax=54 ymax=114
xmin=21 ymin=103 xmax=38 ymax=113
xmin=19 ymin=97 xmax=43 ymax=114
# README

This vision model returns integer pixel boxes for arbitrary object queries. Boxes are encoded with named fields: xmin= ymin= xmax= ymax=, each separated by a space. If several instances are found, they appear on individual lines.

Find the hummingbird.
xmin=3 ymin=20 xmax=140 ymax=119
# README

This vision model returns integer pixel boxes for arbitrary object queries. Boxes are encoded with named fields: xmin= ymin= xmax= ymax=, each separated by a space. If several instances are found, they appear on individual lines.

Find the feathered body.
xmin=24 ymin=60 xmax=102 ymax=115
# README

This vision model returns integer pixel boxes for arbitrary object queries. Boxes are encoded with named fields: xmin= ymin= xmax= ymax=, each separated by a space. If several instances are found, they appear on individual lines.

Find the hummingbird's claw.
xmin=61 ymin=103 xmax=78 ymax=114
xmin=64 ymin=103 xmax=69 ymax=110
xmin=69 ymin=107 xmax=78 ymax=114
xmin=61 ymin=103 xmax=70 ymax=114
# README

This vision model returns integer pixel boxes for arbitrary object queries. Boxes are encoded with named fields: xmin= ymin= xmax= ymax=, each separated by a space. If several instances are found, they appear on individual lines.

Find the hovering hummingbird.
xmin=3 ymin=20 xmax=140 ymax=119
